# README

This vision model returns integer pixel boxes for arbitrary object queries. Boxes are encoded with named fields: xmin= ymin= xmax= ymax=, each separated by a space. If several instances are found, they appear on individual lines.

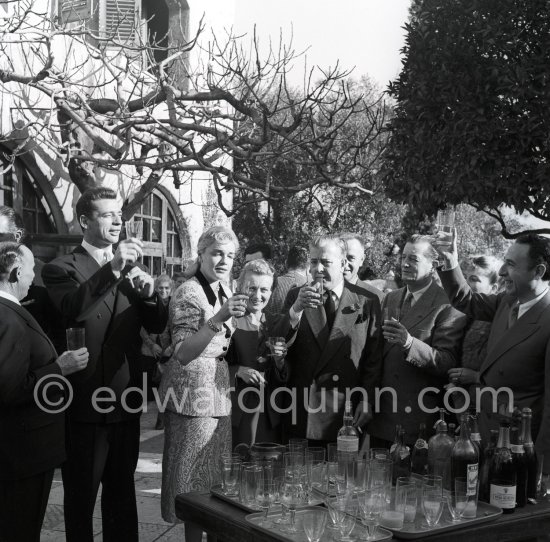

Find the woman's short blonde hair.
xmin=237 ymin=259 xmax=275 ymax=290
xmin=184 ymin=226 xmax=240 ymax=278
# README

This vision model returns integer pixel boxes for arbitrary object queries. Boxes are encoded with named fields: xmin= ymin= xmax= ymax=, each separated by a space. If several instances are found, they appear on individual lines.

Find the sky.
xmin=233 ymin=0 xmax=412 ymax=90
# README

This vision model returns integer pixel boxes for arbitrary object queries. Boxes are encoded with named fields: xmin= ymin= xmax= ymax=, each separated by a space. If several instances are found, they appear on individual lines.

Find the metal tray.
xmin=246 ymin=505 xmax=393 ymax=542
xmin=384 ymin=500 xmax=502 ymax=539
xmin=210 ymin=484 xmax=324 ymax=513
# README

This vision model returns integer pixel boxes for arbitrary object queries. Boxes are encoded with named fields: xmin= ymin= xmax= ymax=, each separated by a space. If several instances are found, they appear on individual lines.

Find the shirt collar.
xmin=407 ymin=279 xmax=432 ymax=303
xmin=81 ymin=240 xmax=114 ymax=267
xmin=329 ymin=279 xmax=345 ymax=300
xmin=517 ymin=286 xmax=549 ymax=318
xmin=0 ymin=290 xmax=20 ymax=305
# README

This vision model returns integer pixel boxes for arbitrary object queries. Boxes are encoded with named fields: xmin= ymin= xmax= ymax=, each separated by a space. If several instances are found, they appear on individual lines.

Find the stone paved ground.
xmin=40 ymin=402 xmax=187 ymax=541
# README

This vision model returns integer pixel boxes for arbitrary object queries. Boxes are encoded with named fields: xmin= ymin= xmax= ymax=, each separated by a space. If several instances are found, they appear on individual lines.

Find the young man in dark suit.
xmin=273 ymin=235 xmax=383 ymax=445
xmin=42 ymin=187 xmax=168 ymax=542
xmin=0 ymin=242 xmax=88 ymax=542
xmin=437 ymin=231 xmax=550 ymax=473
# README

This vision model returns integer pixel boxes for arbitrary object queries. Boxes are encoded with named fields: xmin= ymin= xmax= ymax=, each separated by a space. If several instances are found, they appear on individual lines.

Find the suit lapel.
xmin=304 ymin=305 xmax=329 ymax=349
xmin=0 ymin=297 xmax=57 ymax=355
xmin=313 ymin=285 xmax=360 ymax=377
xmin=399 ymin=282 xmax=440 ymax=331
xmin=481 ymin=292 xmax=550 ymax=375
xmin=72 ymin=246 xmax=115 ymax=315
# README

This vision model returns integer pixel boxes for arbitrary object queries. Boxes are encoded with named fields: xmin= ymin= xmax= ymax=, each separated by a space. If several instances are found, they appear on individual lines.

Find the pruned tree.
xmin=383 ymin=0 xmax=550 ymax=238
xmin=0 ymin=0 xmax=389 ymax=218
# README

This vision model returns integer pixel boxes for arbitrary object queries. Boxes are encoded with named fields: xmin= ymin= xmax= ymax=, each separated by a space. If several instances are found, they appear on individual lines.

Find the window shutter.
xmin=104 ymin=0 xmax=140 ymax=44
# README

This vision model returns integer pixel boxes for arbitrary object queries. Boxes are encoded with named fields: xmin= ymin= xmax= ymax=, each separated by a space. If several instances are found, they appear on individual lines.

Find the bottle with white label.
xmin=337 ymin=400 xmax=359 ymax=454
xmin=451 ymin=413 xmax=479 ymax=518
xmin=489 ymin=418 xmax=516 ymax=514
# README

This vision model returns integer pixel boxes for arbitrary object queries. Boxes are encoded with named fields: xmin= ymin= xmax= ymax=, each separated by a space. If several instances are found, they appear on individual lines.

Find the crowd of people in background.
xmin=1 ymin=189 xmax=550 ymax=542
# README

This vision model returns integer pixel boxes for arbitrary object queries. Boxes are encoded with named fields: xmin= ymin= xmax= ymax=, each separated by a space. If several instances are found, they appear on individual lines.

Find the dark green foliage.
xmin=384 ymin=0 xmax=550 ymax=236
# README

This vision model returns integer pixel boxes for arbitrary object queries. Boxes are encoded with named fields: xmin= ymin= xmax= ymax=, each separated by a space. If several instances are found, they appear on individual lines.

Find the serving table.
xmin=175 ymin=491 xmax=550 ymax=542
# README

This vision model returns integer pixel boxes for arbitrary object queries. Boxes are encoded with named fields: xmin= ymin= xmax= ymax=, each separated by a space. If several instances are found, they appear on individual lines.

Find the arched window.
xmin=133 ymin=189 xmax=190 ymax=277
xmin=0 ymin=148 xmax=59 ymax=261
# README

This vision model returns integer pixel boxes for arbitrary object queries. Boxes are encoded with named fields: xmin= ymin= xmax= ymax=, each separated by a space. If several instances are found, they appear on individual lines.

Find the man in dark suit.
xmin=437 ymin=231 xmax=550 ymax=471
xmin=368 ymin=235 xmax=467 ymax=447
xmin=340 ymin=232 xmax=384 ymax=303
xmin=0 ymin=242 xmax=88 ymax=542
xmin=273 ymin=235 xmax=382 ymax=445
xmin=42 ymin=187 xmax=168 ymax=542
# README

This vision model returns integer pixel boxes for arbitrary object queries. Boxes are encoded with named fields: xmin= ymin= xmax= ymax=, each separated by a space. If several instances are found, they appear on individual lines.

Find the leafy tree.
xmin=383 ymin=0 xmax=550 ymax=237
xmin=0 ymin=1 xmax=388 ymax=218
xmin=232 ymin=77 xmax=405 ymax=278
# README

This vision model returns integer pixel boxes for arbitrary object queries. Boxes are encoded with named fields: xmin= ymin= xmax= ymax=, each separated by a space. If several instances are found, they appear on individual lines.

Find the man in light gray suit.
xmin=368 ymin=235 xmax=467 ymax=447
xmin=437 ymin=231 xmax=550 ymax=471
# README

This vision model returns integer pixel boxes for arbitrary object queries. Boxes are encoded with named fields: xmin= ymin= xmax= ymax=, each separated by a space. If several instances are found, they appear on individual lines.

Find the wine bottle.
xmin=451 ymin=414 xmax=479 ymax=518
xmin=449 ymin=423 xmax=458 ymax=442
xmin=510 ymin=425 xmax=527 ymax=508
xmin=479 ymin=430 xmax=498 ymax=502
xmin=392 ymin=428 xmax=411 ymax=484
xmin=390 ymin=424 xmax=402 ymax=455
xmin=428 ymin=409 xmax=455 ymax=490
xmin=337 ymin=400 xmax=359 ymax=454
xmin=469 ymin=409 xmax=483 ymax=457
xmin=489 ymin=418 xmax=516 ymax=514
xmin=520 ymin=407 xmax=537 ymax=501
xmin=411 ymin=423 xmax=429 ymax=476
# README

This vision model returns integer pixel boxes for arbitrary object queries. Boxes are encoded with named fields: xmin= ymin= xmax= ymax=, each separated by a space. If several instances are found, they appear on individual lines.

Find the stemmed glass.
xmin=357 ymin=488 xmax=386 ymax=541
xmin=265 ymin=337 xmax=287 ymax=371
xmin=336 ymin=500 xmax=358 ymax=541
xmin=303 ymin=508 xmax=328 ymax=542
xmin=255 ymin=481 xmax=277 ymax=526
xmin=279 ymin=478 xmax=305 ymax=533
xmin=422 ymin=488 xmax=445 ymax=527
xmin=125 ymin=218 xmax=143 ymax=240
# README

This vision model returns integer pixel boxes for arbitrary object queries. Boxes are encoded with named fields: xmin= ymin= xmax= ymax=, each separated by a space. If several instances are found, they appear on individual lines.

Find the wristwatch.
xmin=207 ymin=318 xmax=223 ymax=333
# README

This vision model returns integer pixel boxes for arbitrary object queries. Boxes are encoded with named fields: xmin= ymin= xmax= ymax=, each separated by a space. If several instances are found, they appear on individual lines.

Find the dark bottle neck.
xmin=520 ymin=414 xmax=534 ymax=446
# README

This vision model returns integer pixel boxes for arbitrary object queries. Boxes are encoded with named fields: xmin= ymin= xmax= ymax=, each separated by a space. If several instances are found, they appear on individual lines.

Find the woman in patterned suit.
xmin=160 ymin=226 xmax=248 ymax=542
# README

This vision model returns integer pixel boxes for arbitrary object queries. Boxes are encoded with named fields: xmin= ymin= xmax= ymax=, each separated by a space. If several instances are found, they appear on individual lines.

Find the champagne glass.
xmin=256 ymin=481 xmax=276 ymax=526
xmin=382 ymin=307 xmax=401 ymax=323
xmin=303 ymin=509 xmax=328 ymax=542
xmin=446 ymin=491 xmax=466 ymax=522
xmin=422 ymin=488 xmax=444 ymax=527
xmin=66 ymin=327 xmax=85 ymax=350
xmin=434 ymin=208 xmax=455 ymax=249
xmin=125 ymin=218 xmax=143 ymax=240
xmin=314 ymin=274 xmax=324 ymax=308
xmin=221 ymin=458 xmax=241 ymax=496
xmin=454 ymin=477 xmax=477 ymax=519
xmin=396 ymin=484 xmax=417 ymax=524
xmin=357 ymin=488 xmax=385 ymax=541
xmin=266 ymin=336 xmax=287 ymax=371
xmin=279 ymin=479 xmax=304 ymax=533
xmin=272 ymin=476 xmax=290 ymax=528
xmin=337 ymin=500 xmax=358 ymax=541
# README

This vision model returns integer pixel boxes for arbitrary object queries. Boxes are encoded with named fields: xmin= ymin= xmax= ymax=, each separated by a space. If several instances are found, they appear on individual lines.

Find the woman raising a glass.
xmin=160 ymin=226 xmax=248 ymax=542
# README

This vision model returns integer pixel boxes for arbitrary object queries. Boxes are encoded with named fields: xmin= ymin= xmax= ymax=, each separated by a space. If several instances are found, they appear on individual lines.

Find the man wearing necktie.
xmin=272 ymin=235 xmax=383 ymax=445
xmin=42 ymin=187 xmax=168 ymax=542
xmin=437 ymin=231 xmax=550 ymax=474
xmin=368 ymin=235 xmax=467 ymax=448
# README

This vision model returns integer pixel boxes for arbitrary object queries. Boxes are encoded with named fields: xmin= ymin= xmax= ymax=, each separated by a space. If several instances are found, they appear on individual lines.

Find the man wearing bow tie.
xmin=437 ymin=231 xmax=550 ymax=473
xmin=272 ymin=235 xmax=383 ymax=445
xmin=368 ymin=235 xmax=466 ymax=448
xmin=42 ymin=187 xmax=168 ymax=542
